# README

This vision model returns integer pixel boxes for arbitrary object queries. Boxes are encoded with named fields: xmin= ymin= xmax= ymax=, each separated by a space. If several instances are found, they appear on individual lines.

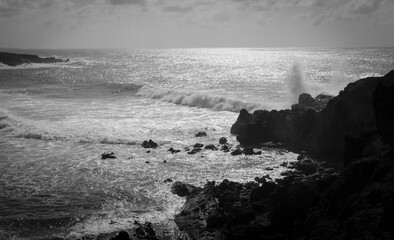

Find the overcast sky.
xmin=0 ymin=0 xmax=393 ymax=48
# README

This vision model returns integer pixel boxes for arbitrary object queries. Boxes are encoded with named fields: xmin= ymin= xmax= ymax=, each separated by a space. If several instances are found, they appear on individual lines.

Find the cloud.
xmin=297 ymin=0 xmax=333 ymax=7
xmin=0 ymin=6 xmax=19 ymax=17
xmin=312 ymin=10 xmax=333 ymax=25
xmin=163 ymin=5 xmax=193 ymax=13
xmin=0 ymin=0 xmax=72 ymax=17
xmin=311 ymin=0 xmax=388 ymax=25
xmin=212 ymin=11 xmax=230 ymax=22
xmin=106 ymin=0 xmax=145 ymax=6
xmin=346 ymin=0 xmax=382 ymax=14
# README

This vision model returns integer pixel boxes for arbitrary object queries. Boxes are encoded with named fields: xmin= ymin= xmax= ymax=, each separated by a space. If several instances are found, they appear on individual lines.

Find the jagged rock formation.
xmin=231 ymin=70 xmax=394 ymax=158
xmin=0 ymin=52 xmax=68 ymax=66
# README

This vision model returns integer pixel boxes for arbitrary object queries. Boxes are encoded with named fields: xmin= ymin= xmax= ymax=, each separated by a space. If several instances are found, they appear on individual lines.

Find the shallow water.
xmin=0 ymin=48 xmax=393 ymax=239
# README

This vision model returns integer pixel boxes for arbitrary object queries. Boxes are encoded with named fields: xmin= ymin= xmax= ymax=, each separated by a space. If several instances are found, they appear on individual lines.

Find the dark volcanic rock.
xmin=111 ymin=231 xmax=130 ymax=240
xmin=193 ymin=143 xmax=204 ymax=148
xmin=101 ymin=152 xmax=117 ymax=159
xmin=195 ymin=131 xmax=207 ymax=137
xmin=0 ymin=52 xmax=68 ymax=66
xmin=142 ymin=139 xmax=158 ymax=148
xmin=133 ymin=221 xmax=159 ymax=240
xmin=232 ymin=70 xmax=394 ymax=159
xmin=171 ymin=181 xmax=202 ymax=198
xmin=219 ymin=137 xmax=228 ymax=144
xmin=230 ymin=109 xmax=251 ymax=135
xmin=204 ymin=144 xmax=218 ymax=150
xmin=293 ymin=93 xmax=334 ymax=111
xmin=230 ymin=149 xmax=243 ymax=156
xmin=168 ymin=147 xmax=181 ymax=154
xmin=374 ymin=80 xmax=394 ymax=145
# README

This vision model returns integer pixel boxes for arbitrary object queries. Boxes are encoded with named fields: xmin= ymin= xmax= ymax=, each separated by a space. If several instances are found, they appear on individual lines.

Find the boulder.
xmin=101 ymin=152 xmax=117 ymax=159
xmin=231 ymin=149 xmax=243 ymax=156
xmin=111 ymin=231 xmax=130 ymax=240
xmin=193 ymin=143 xmax=204 ymax=148
xmin=171 ymin=181 xmax=202 ymax=198
xmin=168 ymin=147 xmax=181 ymax=154
xmin=142 ymin=139 xmax=158 ymax=148
xmin=195 ymin=131 xmax=207 ymax=137
xmin=204 ymin=144 xmax=218 ymax=150
xmin=219 ymin=137 xmax=228 ymax=144
xmin=230 ymin=109 xmax=252 ymax=135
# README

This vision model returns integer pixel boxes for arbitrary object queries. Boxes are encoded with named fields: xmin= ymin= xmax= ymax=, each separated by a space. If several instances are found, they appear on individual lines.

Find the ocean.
xmin=0 ymin=48 xmax=393 ymax=239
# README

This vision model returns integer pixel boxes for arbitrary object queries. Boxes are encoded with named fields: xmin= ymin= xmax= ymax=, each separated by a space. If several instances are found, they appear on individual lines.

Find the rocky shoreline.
xmin=0 ymin=52 xmax=68 ymax=66
xmin=97 ymin=71 xmax=394 ymax=240
xmin=169 ymin=70 xmax=394 ymax=240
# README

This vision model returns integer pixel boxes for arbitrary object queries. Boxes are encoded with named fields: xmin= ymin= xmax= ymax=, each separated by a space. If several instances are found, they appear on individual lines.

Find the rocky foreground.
xmin=170 ymin=70 xmax=394 ymax=240
xmin=0 ymin=52 xmax=68 ymax=66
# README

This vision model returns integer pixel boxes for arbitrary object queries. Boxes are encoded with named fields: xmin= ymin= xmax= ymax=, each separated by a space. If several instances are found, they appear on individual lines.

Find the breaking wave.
xmin=136 ymin=86 xmax=266 ymax=113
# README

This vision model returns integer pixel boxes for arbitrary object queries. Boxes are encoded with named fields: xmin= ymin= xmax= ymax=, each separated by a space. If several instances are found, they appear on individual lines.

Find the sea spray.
xmin=287 ymin=63 xmax=308 ymax=104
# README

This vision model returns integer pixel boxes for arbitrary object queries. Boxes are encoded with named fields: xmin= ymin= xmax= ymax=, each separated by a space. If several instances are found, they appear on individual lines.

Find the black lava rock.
xmin=101 ymin=152 xmax=117 ymax=159
xmin=142 ymin=139 xmax=158 ymax=148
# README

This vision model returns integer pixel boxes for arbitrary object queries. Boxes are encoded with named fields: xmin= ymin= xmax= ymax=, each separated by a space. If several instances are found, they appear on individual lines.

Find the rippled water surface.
xmin=0 ymin=48 xmax=393 ymax=239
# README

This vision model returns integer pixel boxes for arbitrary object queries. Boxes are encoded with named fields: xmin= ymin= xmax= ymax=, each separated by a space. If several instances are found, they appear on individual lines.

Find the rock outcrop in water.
xmin=231 ymin=70 xmax=394 ymax=158
xmin=0 ymin=52 xmax=68 ymax=66
xmin=172 ymin=70 xmax=394 ymax=240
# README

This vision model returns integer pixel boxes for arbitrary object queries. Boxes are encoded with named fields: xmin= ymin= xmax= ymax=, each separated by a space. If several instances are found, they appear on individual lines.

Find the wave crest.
xmin=136 ymin=86 xmax=265 ymax=113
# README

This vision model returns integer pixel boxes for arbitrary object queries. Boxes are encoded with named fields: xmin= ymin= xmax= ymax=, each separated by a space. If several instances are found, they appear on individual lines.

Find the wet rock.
xmin=171 ymin=181 xmax=202 ymax=197
xmin=163 ymin=178 xmax=173 ymax=183
xmin=293 ymin=158 xmax=317 ymax=175
xmin=243 ymin=147 xmax=255 ymax=155
xmin=204 ymin=144 xmax=218 ymax=150
xmin=254 ymin=176 xmax=267 ymax=184
xmin=133 ymin=221 xmax=158 ymax=240
xmin=195 ymin=131 xmax=207 ymax=137
xmin=101 ymin=152 xmax=117 ymax=159
xmin=188 ymin=148 xmax=201 ymax=155
xmin=243 ymin=147 xmax=262 ymax=155
xmin=142 ymin=139 xmax=158 ymax=148
xmin=231 ymin=149 xmax=243 ymax=156
xmin=219 ymin=137 xmax=228 ymax=144
xmin=298 ymin=93 xmax=315 ymax=107
xmin=193 ymin=143 xmax=204 ymax=148
xmin=111 ymin=231 xmax=130 ymax=240
xmin=280 ymin=162 xmax=288 ymax=167
xmin=230 ymin=109 xmax=252 ymax=135
xmin=168 ymin=147 xmax=181 ymax=154
xmin=221 ymin=145 xmax=231 ymax=152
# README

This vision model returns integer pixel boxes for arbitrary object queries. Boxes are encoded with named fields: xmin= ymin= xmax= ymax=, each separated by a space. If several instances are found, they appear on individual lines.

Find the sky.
xmin=0 ymin=0 xmax=393 ymax=49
